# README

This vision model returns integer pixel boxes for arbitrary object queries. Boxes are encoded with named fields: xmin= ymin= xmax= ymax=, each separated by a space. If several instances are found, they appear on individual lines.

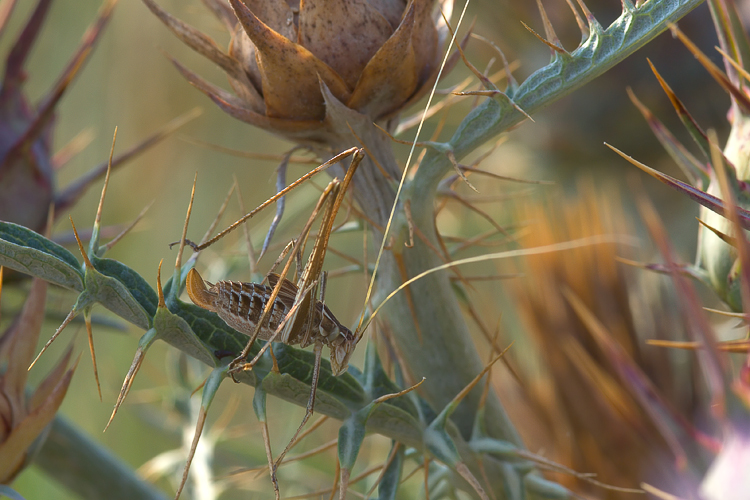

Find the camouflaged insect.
xmin=186 ymin=268 xmax=356 ymax=375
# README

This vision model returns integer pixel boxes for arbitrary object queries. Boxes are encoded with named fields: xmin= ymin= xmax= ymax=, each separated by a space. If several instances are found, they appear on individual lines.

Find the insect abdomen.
xmin=214 ymin=281 xmax=289 ymax=341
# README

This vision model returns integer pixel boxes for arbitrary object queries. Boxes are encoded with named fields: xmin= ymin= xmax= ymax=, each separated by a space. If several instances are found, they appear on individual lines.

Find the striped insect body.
xmin=186 ymin=268 xmax=356 ymax=375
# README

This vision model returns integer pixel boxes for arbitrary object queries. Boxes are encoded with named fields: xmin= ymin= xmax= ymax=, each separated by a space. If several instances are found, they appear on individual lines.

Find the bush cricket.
xmin=176 ymin=148 xmax=364 ymax=497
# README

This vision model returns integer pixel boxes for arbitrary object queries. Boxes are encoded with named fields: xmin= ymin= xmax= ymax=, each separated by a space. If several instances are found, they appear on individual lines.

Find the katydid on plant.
xmin=176 ymin=148 xmax=365 ymax=496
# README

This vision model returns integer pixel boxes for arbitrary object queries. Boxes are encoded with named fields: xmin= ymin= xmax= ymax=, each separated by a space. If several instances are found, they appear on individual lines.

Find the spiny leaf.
xmin=81 ymin=259 xmax=152 ymax=330
xmin=338 ymin=378 xmax=425 ymax=498
xmin=522 ymin=473 xmax=577 ymax=499
xmin=534 ymin=0 xmax=566 ymax=55
xmin=91 ymin=256 xmax=158 ymax=320
xmin=360 ymin=341 xmax=418 ymax=416
xmin=273 ymin=343 xmax=365 ymax=406
xmin=82 ymin=308 xmax=101 ymax=401
xmin=423 ymin=419 xmax=460 ymax=466
xmin=0 ymin=222 xmax=83 ymax=291
xmin=154 ymin=299 xmax=215 ymax=367
xmin=471 ymin=437 xmax=642 ymax=496
xmin=106 ymin=327 xmax=159 ymax=430
xmin=252 ymin=375 xmax=269 ymax=423
xmin=411 ymin=0 xmax=706 ymax=195
xmin=260 ymin=369 xmax=353 ymax=422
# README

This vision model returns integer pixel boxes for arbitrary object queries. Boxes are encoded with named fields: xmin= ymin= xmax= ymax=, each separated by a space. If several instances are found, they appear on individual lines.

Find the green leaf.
xmin=410 ymin=0 xmax=706 ymax=196
xmin=273 ymin=343 xmax=366 ymax=406
xmin=377 ymin=442 xmax=403 ymax=500
xmin=260 ymin=370 xmax=353 ymax=422
xmin=423 ymin=422 xmax=460 ymax=467
xmin=91 ymin=256 xmax=158 ymax=319
xmin=0 ymin=222 xmax=83 ymax=291
xmin=470 ymin=437 xmax=532 ymax=469
xmin=252 ymin=375 xmax=268 ymax=423
xmin=201 ymin=364 xmax=227 ymax=410
xmin=339 ymin=366 xmax=420 ymax=474
xmin=82 ymin=261 xmax=152 ymax=330
xmin=152 ymin=301 xmax=215 ymax=366
xmin=364 ymin=399 xmax=423 ymax=448
xmin=361 ymin=341 xmax=417 ymax=417
xmin=338 ymin=411 xmax=368 ymax=471
xmin=159 ymin=271 xmax=424 ymax=445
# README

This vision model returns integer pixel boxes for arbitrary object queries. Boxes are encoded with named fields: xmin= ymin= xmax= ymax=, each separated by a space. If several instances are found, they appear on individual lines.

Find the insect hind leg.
xmin=271 ymin=341 xmax=323 ymax=485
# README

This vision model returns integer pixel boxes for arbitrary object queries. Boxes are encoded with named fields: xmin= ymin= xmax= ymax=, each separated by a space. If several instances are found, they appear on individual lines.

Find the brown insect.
xmin=185 ymin=269 xmax=357 ymax=375
xmin=172 ymin=149 xmax=365 ymax=500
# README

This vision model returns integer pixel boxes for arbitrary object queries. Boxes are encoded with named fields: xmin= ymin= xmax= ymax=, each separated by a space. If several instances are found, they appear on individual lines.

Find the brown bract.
xmin=0 ymin=275 xmax=76 ymax=484
xmin=144 ymin=0 xmax=452 ymax=141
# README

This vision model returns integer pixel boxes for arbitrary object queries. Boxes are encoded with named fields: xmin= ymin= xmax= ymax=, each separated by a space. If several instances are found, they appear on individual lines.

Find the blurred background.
xmin=3 ymin=0 xmax=730 ymax=497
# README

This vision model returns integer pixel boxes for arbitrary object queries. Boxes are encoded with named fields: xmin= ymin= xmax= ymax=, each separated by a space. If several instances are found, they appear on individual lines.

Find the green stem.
xmin=33 ymin=417 xmax=168 ymax=500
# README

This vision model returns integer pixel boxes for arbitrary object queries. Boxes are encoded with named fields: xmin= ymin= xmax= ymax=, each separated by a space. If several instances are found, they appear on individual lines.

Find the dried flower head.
xmin=144 ymin=0 xmax=453 ymax=142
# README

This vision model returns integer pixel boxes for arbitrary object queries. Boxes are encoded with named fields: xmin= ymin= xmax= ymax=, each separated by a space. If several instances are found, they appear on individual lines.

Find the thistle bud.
xmin=146 ymin=0 xmax=453 ymax=142
xmin=698 ymin=113 xmax=750 ymax=312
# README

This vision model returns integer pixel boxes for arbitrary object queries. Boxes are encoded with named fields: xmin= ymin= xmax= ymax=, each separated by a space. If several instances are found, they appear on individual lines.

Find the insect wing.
xmin=266 ymin=273 xmax=299 ymax=307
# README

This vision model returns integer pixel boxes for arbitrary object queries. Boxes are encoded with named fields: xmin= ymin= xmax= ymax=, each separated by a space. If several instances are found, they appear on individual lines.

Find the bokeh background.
xmin=3 ymin=0 xmax=728 ymax=497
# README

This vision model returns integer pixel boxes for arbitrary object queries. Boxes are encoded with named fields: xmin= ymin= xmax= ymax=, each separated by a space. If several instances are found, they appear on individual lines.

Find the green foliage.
xmin=0 ymin=222 xmax=84 ymax=291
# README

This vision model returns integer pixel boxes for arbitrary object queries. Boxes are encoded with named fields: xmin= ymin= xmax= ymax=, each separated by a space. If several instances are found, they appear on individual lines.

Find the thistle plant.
xmin=0 ymin=0 xmax=725 ymax=498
